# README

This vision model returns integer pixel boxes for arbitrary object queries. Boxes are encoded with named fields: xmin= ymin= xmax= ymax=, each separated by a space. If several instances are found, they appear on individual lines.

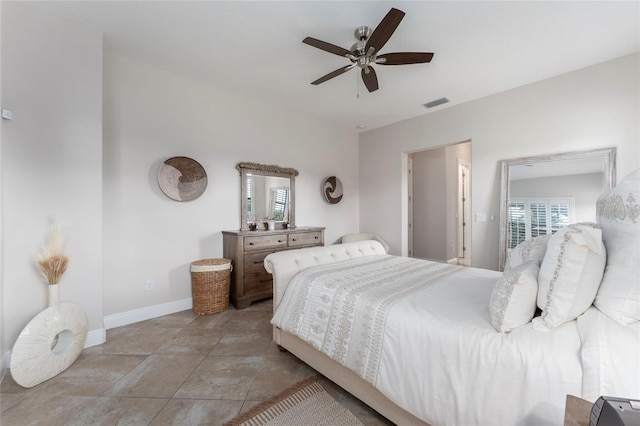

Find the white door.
xmin=407 ymin=156 xmax=414 ymax=257
xmin=457 ymin=160 xmax=471 ymax=260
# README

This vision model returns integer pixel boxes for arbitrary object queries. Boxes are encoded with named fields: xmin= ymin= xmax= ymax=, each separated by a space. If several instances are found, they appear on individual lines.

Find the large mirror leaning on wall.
xmin=498 ymin=147 xmax=616 ymax=271
xmin=236 ymin=162 xmax=298 ymax=231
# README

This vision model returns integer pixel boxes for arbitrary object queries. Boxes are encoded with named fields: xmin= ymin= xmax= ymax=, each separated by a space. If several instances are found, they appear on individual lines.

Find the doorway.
xmin=407 ymin=141 xmax=471 ymax=263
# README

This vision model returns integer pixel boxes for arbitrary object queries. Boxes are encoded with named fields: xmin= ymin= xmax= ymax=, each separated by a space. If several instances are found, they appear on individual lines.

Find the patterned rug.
xmin=225 ymin=377 xmax=364 ymax=426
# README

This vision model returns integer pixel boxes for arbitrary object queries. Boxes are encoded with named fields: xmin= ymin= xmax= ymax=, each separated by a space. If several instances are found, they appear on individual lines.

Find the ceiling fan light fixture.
xmin=354 ymin=26 xmax=372 ymax=41
xmin=424 ymin=97 xmax=450 ymax=108
xmin=303 ymin=8 xmax=433 ymax=93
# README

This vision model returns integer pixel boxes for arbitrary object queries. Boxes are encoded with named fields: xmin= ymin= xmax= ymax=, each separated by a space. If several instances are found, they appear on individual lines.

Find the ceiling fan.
xmin=303 ymin=8 xmax=434 ymax=93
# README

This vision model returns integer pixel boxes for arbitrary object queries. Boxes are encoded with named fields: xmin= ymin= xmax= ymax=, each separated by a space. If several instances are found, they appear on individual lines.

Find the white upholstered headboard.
xmin=264 ymin=240 xmax=387 ymax=309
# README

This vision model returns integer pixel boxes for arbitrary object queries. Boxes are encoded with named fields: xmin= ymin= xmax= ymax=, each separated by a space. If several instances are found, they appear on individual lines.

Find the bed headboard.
xmin=264 ymin=240 xmax=387 ymax=309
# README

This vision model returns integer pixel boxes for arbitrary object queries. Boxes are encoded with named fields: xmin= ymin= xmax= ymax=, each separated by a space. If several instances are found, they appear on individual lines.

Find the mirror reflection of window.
xmin=246 ymin=175 xmax=254 ymax=222
xmin=508 ymin=198 xmax=574 ymax=248
xmin=271 ymin=188 xmax=288 ymax=221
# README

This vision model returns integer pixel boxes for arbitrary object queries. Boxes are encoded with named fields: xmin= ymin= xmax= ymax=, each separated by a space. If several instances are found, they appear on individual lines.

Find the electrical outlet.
xmin=145 ymin=280 xmax=154 ymax=291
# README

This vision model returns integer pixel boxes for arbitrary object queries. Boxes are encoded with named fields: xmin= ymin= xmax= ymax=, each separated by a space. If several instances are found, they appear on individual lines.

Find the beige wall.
xmin=102 ymin=53 xmax=360 ymax=318
xmin=360 ymin=53 xmax=640 ymax=270
xmin=1 ymin=3 xmax=104 ymax=363
xmin=1 ymin=3 xmax=360 ymax=367
xmin=411 ymin=147 xmax=447 ymax=260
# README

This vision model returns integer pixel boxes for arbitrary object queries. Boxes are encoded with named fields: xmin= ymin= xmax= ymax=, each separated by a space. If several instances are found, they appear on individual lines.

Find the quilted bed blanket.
xmin=272 ymin=256 xmax=462 ymax=384
xmin=271 ymin=255 xmax=589 ymax=425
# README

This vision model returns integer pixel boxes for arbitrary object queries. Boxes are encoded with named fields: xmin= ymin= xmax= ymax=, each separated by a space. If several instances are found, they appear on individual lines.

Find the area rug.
xmin=225 ymin=377 xmax=364 ymax=426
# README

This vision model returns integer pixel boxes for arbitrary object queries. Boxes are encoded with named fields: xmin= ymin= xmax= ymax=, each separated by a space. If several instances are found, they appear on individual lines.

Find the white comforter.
xmin=272 ymin=255 xmax=621 ymax=426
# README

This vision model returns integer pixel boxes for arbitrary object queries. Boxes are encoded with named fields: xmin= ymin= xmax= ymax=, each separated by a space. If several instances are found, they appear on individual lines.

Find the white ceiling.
xmin=29 ymin=1 xmax=640 ymax=132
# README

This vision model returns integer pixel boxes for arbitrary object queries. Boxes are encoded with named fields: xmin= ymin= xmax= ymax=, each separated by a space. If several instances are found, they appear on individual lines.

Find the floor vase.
xmin=10 ymin=284 xmax=88 ymax=388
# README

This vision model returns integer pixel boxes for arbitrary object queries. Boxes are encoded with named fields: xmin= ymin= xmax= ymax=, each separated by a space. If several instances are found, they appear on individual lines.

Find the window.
xmin=507 ymin=198 xmax=574 ymax=249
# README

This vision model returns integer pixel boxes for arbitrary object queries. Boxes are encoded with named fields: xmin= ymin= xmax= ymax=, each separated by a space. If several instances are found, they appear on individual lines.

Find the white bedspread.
xmin=272 ymin=256 xmax=588 ymax=426
xmin=577 ymin=306 xmax=640 ymax=402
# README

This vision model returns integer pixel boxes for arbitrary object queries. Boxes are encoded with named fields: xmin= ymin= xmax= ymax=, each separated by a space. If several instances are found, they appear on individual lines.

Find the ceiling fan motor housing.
xmin=351 ymin=26 xmax=372 ymax=63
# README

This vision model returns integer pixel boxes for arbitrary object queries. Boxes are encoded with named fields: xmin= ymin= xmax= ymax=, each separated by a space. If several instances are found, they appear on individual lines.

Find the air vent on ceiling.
xmin=424 ymin=97 xmax=450 ymax=108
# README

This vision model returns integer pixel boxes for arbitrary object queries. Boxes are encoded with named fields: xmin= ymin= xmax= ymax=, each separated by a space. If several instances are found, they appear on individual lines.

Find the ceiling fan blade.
xmin=303 ymin=37 xmax=351 ymax=58
xmin=376 ymin=52 xmax=434 ymax=65
xmin=365 ymin=8 xmax=405 ymax=54
xmin=361 ymin=67 xmax=379 ymax=92
xmin=311 ymin=64 xmax=355 ymax=85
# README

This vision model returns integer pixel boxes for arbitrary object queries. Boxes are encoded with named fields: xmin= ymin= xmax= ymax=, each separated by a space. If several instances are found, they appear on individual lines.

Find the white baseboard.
xmin=1 ymin=299 xmax=193 ymax=370
xmin=85 ymin=328 xmax=106 ymax=348
xmin=103 ymin=298 xmax=193 ymax=330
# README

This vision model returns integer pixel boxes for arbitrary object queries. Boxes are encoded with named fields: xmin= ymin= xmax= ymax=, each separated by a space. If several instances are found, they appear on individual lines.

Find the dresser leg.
xmin=233 ymin=299 xmax=251 ymax=309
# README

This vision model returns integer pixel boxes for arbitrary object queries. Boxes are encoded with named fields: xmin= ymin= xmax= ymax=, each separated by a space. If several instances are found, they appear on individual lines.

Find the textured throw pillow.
xmin=533 ymin=223 xmax=607 ymax=331
xmin=594 ymin=168 xmax=640 ymax=325
xmin=490 ymin=261 xmax=540 ymax=333
xmin=504 ymin=234 xmax=552 ymax=271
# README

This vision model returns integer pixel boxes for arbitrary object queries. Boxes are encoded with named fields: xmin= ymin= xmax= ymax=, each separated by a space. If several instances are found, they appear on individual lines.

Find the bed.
xmin=263 ymin=169 xmax=640 ymax=426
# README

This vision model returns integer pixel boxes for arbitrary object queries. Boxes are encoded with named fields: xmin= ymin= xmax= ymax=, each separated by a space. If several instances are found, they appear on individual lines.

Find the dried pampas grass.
xmin=36 ymin=222 xmax=69 ymax=285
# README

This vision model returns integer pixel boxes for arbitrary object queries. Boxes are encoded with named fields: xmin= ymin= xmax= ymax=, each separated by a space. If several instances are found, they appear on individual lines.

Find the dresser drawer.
xmin=244 ymin=251 xmax=277 ymax=274
xmin=244 ymin=234 xmax=287 ymax=251
xmin=243 ymin=272 xmax=273 ymax=295
xmin=224 ymin=227 xmax=324 ymax=309
xmin=289 ymin=231 xmax=323 ymax=247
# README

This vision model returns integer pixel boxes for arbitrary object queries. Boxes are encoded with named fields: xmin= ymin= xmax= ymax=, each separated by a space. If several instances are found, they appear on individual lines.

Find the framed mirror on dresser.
xmin=223 ymin=162 xmax=324 ymax=309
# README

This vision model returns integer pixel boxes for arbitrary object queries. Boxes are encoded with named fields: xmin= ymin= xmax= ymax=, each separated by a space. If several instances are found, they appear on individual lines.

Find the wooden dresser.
xmin=223 ymin=226 xmax=324 ymax=309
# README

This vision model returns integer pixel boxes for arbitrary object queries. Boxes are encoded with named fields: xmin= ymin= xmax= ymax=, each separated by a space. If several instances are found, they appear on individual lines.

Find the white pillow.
xmin=490 ymin=261 xmax=540 ymax=333
xmin=533 ymin=223 xmax=606 ymax=331
xmin=504 ymin=234 xmax=551 ymax=271
xmin=594 ymin=168 xmax=640 ymax=325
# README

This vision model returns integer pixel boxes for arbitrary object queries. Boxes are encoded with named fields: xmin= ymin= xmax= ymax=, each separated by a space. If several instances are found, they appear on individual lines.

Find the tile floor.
xmin=0 ymin=299 xmax=393 ymax=425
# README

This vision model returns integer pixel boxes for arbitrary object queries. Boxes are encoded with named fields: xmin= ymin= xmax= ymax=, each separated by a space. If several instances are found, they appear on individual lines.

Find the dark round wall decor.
xmin=158 ymin=156 xmax=207 ymax=201
xmin=322 ymin=176 xmax=343 ymax=204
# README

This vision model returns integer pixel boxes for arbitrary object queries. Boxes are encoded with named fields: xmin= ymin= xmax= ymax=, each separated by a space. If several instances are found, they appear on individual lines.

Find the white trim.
xmin=85 ymin=328 xmax=106 ymax=348
xmin=103 ymin=298 xmax=193 ymax=330
xmin=401 ymin=152 xmax=410 ymax=257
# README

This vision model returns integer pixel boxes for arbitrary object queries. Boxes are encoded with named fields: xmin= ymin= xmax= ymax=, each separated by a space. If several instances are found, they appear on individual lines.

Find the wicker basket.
xmin=190 ymin=258 xmax=232 ymax=315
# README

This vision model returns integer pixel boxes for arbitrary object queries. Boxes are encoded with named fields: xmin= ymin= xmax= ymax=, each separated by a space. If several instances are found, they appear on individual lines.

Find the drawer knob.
xmin=292 ymin=238 xmax=297 ymax=241
xmin=314 ymin=236 xmax=318 ymax=239
xmin=278 ymin=240 xmax=283 ymax=243
xmin=249 ymin=242 xmax=255 ymax=245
